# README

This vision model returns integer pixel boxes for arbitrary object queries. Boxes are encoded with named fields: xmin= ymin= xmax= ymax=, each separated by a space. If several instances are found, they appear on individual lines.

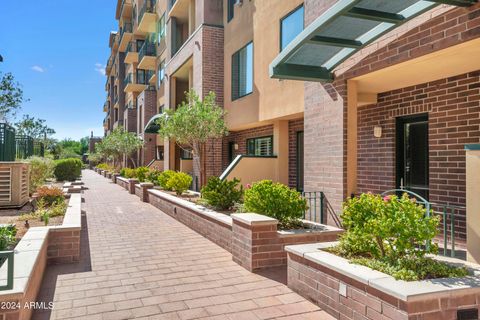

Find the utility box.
xmin=466 ymin=144 xmax=480 ymax=264
xmin=0 ymin=162 xmax=30 ymax=208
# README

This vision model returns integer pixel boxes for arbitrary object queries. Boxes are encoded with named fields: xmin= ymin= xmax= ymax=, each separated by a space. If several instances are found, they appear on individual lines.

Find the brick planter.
xmin=0 ymin=193 xmax=82 ymax=320
xmin=147 ymin=189 xmax=342 ymax=271
xmin=135 ymin=183 xmax=153 ymax=202
xmin=112 ymin=173 xmax=119 ymax=184
xmin=286 ymin=242 xmax=480 ymax=320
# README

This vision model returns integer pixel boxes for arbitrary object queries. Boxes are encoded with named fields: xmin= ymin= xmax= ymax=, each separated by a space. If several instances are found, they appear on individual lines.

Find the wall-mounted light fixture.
xmin=374 ymin=126 xmax=382 ymax=138
xmin=234 ymin=143 xmax=239 ymax=150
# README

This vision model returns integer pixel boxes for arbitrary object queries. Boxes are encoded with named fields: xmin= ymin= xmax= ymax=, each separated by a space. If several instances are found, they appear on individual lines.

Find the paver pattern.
xmin=34 ymin=170 xmax=333 ymax=320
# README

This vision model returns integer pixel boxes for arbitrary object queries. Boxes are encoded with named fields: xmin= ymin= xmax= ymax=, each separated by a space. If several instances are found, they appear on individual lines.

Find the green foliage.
xmin=0 ymin=71 xmax=26 ymax=120
xmin=158 ymin=170 xmax=176 ymax=190
xmin=135 ymin=166 xmax=150 ymax=182
xmin=36 ymin=186 xmax=65 ymax=206
xmin=339 ymin=193 xmax=439 ymax=261
xmin=166 ymin=172 xmax=192 ymax=195
xmin=0 ymin=225 xmax=17 ymax=251
xmin=244 ymin=180 xmax=307 ymax=227
xmin=351 ymin=256 xmax=468 ymax=281
xmin=19 ymin=198 xmax=66 ymax=222
xmin=97 ymin=163 xmax=114 ymax=171
xmin=96 ymin=127 xmax=143 ymax=167
xmin=15 ymin=114 xmax=55 ymax=140
xmin=88 ymin=153 xmax=103 ymax=166
xmin=40 ymin=209 xmax=50 ymax=226
xmin=147 ymin=169 xmax=162 ymax=185
xmin=120 ymin=168 xmax=136 ymax=179
xmin=201 ymin=177 xmax=243 ymax=210
xmin=54 ymin=158 xmax=82 ymax=181
xmin=157 ymin=90 xmax=228 ymax=181
xmin=26 ymin=156 xmax=55 ymax=193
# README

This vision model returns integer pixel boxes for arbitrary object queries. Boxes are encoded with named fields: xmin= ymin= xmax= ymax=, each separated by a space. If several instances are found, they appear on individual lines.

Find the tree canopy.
xmin=0 ymin=72 xmax=27 ymax=121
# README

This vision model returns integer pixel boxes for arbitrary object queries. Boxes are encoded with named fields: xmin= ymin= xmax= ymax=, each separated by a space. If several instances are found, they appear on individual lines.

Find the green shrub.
xmin=147 ymin=169 xmax=162 ymax=185
xmin=166 ymin=172 xmax=192 ymax=195
xmin=54 ymin=158 xmax=82 ymax=181
xmin=158 ymin=170 xmax=176 ymax=190
xmin=120 ymin=168 xmax=136 ymax=179
xmin=201 ymin=177 xmax=243 ymax=210
xmin=0 ymin=225 xmax=17 ymax=251
xmin=244 ymin=180 xmax=307 ymax=227
xmin=135 ymin=166 xmax=150 ymax=182
xmin=97 ymin=163 xmax=113 ymax=171
xmin=339 ymin=193 xmax=439 ymax=261
xmin=27 ymin=156 xmax=55 ymax=193
xmin=36 ymin=186 xmax=65 ymax=206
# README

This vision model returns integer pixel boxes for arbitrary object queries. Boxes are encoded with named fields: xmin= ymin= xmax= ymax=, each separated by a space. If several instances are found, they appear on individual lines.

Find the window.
xmin=136 ymin=39 xmax=145 ymax=52
xmin=157 ymin=13 xmax=166 ymax=43
xmin=280 ymin=5 xmax=304 ymax=51
xmin=137 ymin=69 xmax=146 ymax=84
xmin=157 ymin=60 xmax=165 ymax=88
xmin=156 ymin=146 xmax=164 ymax=160
xmin=133 ymin=5 xmax=137 ymax=23
xmin=247 ymin=136 xmax=273 ymax=156
xmin=231 ymin=42 xmax=253 ymax=101
xmin=227 ymin=0 xmax=235 ymax=22
xmin=180 ymin=149 xmax=193 ymax=159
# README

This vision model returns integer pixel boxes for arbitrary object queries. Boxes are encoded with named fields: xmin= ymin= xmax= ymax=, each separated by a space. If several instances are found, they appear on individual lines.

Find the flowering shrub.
xmin=244 ymin=180 xmax=307 ymax=227
xmin=332 ymin=193 xmax=468 ymax=281
xmin=36 ymin=186 xmax=65 ymax=206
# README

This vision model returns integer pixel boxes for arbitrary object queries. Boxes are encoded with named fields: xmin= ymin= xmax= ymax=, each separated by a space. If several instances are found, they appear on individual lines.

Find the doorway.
xmin=396 ymin=114 xmax=429 ymax=199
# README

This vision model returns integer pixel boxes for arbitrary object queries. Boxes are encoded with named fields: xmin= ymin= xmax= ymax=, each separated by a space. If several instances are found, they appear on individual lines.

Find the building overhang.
xmin=144 ymin=114 xmax=166 ymax=134
xmin=269 ymin=0 xmax=478 ymax=82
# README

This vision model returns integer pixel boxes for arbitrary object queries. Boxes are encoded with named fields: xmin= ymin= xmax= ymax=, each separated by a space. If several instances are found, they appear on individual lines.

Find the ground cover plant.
xmin=328 ymin=193 xmax=468 ymax=281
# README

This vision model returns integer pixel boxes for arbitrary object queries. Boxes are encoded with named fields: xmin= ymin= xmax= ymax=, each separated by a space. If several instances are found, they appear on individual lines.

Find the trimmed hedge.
xmin=54 ymin=158 xmax=82 ymax=181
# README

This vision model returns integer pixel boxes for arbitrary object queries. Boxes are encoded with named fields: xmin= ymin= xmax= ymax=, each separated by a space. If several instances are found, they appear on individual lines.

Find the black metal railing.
xmin=302 ymin=191 xmax=325 ymax=224
xmin=0 ymin=123 xmax=16 ymax=161
xmin=138 ymin=41 xmax=156 ymax=62
xmin=138 ymin=0 xmax=156 ymax=24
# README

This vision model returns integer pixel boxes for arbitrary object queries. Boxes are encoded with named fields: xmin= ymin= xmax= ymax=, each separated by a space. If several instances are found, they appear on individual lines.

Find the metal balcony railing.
xmin=138 ymin=41 xmax=156 ymax=62
xmin=120 ymin=22 xmax=133 ymax=39
xmin=139 ymin=0 xmax=156 ymax=24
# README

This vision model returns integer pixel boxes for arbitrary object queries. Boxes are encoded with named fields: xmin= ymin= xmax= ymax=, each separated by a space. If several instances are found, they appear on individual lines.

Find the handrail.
xmin=0 ymin=251 xmax=14 ymax=291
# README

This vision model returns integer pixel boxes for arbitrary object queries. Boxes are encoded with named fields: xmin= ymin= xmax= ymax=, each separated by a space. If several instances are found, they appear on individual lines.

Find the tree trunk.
xmin=192 ymin=143 xmax=202 ymax=191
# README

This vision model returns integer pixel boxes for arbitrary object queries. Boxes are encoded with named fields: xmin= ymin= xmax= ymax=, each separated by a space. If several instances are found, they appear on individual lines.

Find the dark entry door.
xmin=228 ymin=141 xmax=235 ymax=163
xmin=296 ymin=131 xmax=304 ymax=192
xmin=396 ymin=115 xmax=429 ymax=199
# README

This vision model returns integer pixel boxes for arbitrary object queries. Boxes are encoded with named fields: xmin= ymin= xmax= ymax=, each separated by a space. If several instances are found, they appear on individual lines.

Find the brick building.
xmin=102 ymin=0 xmax=480 ymax=242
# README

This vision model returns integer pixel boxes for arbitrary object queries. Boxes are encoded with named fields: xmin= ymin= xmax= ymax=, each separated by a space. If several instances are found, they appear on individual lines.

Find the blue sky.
xmin=0 ymin=1 xmax=117 ymax=140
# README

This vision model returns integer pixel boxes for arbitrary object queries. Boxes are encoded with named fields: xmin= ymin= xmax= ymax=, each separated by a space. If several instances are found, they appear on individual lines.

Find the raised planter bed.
xmin=147 ymin=189 xmax=342 ymax=271
xmin=286 ymin=242 xmax=480 ymax=320
xmin=0 ymin=193 xmax=82 ymax=320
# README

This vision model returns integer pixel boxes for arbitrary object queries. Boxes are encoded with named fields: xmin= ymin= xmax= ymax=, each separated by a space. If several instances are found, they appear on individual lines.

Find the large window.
xmin=280 ymin=5 xmax=304 ymax=51
xmin=157 ymin=13 xmax=166 ymax=43
xmin=247 ymin=136 xmax=273 ymax=156
xmin=157 ymin=60 xmax=165 ymax=88
xmin=231 ymin=42 xmax=253 ymax=101
xmin=227 ymin=0 xmax=235 ymax=22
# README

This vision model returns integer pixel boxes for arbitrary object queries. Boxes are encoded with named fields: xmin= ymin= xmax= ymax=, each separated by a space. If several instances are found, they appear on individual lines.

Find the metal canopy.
xmin=144 ymin=114 xmax=165 ymax=134
xmin=269 ymin=0 xmax=477 ymax=82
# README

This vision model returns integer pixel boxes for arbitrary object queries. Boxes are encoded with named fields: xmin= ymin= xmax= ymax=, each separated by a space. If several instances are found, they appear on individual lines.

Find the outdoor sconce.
xmin=234 ymin=143 xmax=239 ymax=150
xmin=374 ymin=126 xmax=382 ymax=138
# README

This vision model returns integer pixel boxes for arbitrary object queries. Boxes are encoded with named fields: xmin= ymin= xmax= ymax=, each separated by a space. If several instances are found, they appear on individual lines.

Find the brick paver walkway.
xmin=34 ymin=170 xmax=333 ymax=320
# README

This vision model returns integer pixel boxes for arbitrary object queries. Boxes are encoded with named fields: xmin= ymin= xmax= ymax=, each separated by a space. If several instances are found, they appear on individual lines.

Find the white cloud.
xmin=94 ymin=63 xmax=106 ymax=76
xmin=31 ymin=65 xmax=46 ymax=73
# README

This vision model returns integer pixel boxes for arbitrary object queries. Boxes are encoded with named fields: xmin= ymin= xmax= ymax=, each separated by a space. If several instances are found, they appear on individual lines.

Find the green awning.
xmin=144 ymin=113 xmax=166 ymax=134
xmin=269 ymin=0 xmax=477 ymax=82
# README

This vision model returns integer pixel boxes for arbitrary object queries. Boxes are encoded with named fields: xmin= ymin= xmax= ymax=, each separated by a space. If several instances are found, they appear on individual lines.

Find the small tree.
xmin=0 ymin=72 xmax=27 ymax=121
xmin=157 ymin=90 xmax=227 ymax=185
xmin=117 ymin=129 xmax=144 ymax=168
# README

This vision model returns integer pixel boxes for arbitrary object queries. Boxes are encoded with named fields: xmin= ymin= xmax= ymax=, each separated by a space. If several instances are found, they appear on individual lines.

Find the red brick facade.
xmin=288 ymin=119 xmax=304 ymax=190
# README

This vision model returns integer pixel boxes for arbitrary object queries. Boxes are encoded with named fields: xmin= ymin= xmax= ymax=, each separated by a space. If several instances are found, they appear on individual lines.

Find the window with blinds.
xmin=247 ymin=136 xmax=273 ymax=156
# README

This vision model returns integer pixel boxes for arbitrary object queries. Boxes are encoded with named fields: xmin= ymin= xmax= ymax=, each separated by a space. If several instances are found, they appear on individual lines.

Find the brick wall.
xmin=288 ymin=119 xmax=304 ymax=189
xmin=48 ymin=228 xmax=81 ymax=264
xmin=222 ymin=125 xmax=274 ymax=169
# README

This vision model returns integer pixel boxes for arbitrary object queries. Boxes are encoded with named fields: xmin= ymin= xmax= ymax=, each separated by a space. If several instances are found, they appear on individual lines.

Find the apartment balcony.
xmin=138 ymin=41 xmax=156 ymax=70
xmin=124 ymin=42 xmax=139 ymax=64
xmin=103 ymin=101 xmax=109 ymax=112
xmin=119 ymin=22 xmax=133 ymax=52
xmin=118 ymin=0 xmax=133 ymax=19
xmin=124 ymin=72 xmax=152 ymax=92
xmin=168 ymin=0 xmax=189 ymax=19
xmin=138 ymin=0 xmax=157 ymax=33
xmin=106 ymin=56 xmax=114 ymax=74
xmin=112 ymin=33 xmax=120 ymax=52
